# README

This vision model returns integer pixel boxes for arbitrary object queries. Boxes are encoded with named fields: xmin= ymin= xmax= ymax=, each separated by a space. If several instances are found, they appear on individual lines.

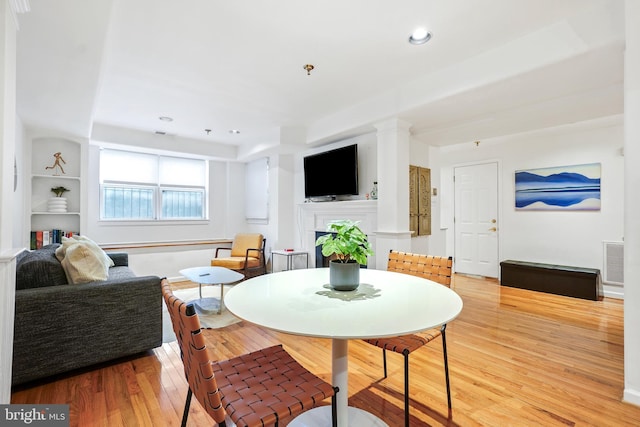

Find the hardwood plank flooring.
xmin=11 ymin=274 xmax=640 ymax=426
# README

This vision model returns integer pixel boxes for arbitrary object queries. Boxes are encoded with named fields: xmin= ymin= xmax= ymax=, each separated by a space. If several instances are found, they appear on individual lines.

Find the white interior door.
xmin=454 ymin=162 xmax=499 ymax=277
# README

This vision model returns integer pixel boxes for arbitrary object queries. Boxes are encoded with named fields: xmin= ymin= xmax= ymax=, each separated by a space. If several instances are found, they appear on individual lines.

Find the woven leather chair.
xmin=211 ymin=233 xmax=267 ymax=279
xmin=161 ymin=279 xmax=338 ymax=427
xmin=363 ymin=250 xmax=453 ymax=426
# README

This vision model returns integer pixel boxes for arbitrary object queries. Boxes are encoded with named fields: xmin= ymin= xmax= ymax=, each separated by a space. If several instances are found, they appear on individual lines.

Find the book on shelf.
xmin=30 ymin=230 xmax=77 ymax=250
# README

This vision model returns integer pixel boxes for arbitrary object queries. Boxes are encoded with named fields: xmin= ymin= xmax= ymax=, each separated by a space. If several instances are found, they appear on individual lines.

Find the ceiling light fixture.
xmin=409 ymin=27 xmax=432 ymax=45
xmin=303 ymin=64 xmax=315 ymax=75
xmin=159 ymin=116 xmax=173 ymax=122
xmin=229 ymin=129 xmax=240 ymax=134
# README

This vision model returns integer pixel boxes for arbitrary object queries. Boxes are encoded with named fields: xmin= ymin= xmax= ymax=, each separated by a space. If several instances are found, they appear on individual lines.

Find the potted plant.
xmin=50 ymin=186 xmax=70 ymax=197
xmin=315 ymin=219 xmax=374 ymax=291
xmin=48 ymin=186 xmax=70 ymax=213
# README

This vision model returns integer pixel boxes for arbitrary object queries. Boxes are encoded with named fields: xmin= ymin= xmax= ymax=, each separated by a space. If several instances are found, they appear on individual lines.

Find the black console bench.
xmin=500 ymin=260 xmax=600 ymax=301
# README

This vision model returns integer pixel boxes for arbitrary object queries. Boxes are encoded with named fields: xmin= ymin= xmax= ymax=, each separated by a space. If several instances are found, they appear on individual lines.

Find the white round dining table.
xmin=224 ymin=267 xmax=463 ymax=427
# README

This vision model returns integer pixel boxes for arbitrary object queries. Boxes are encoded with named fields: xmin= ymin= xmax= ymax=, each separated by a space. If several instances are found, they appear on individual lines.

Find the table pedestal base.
xmin=192 ymin=297 xmax=223 ymax=315
xmin=190 ymin=282 xmax=226 ymax=315
xmin=289 ymin=406 xmax=388 ymax=427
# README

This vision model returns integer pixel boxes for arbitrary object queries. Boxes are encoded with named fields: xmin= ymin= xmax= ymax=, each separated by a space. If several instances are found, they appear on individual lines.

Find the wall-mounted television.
xmin=304 ymin=144 xmax=358 ymax=199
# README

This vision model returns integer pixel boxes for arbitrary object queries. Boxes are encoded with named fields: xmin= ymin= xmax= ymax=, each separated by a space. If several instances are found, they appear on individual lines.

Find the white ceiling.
xmin=16 ymin=0 xmax=625 ymax=160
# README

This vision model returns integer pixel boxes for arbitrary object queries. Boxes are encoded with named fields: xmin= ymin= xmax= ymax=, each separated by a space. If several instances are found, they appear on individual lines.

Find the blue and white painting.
xmin=515 ymin=163 xmax=601 ymax=211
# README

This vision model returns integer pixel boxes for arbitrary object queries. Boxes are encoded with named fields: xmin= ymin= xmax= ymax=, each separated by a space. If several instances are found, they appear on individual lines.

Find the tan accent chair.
xmin=211 ymin=233 xmax=267 ymax=278
xmin=363 ymin=250 xmax=454 ymax=426
xmin=161 ymin=279 xmax=338 ymax=427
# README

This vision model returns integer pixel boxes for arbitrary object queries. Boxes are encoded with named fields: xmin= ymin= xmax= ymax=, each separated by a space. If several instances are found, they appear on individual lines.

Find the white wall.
xmin=106 ymin=244 xmax=230 ymax=281
xmin=291 ymin=133 xmax=378 ymax=259
xmin=623 ymin=0 xmax=640 ymax=407
xmin=430 ymin=116 xmax=624 ymax=296
xmin=0 ymin=0 xmax=18 ymax=403
xmin=293 ymin=133 xmax=378 ymax=204
xmin=12 ymin=116 xmax=25 ymax=249
xmin=84 ymin=144 xmax=229 ymax=244
xmin=76 ymin=145 xmax=244 ymax=278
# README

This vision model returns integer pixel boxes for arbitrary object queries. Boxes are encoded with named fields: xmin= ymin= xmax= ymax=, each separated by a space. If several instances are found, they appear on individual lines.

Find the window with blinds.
xmin=99 ymin=149 xmax=207 ymax=221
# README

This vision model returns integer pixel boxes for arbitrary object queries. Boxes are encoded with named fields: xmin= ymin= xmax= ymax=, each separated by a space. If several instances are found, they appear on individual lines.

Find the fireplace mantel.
xmin=299 ymin=200 xmax=378 ymax=268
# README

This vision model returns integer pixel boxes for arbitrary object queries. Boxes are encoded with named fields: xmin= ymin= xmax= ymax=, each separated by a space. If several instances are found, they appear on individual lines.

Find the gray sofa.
xmin=12 ymin=244 xmax=162 ymax=386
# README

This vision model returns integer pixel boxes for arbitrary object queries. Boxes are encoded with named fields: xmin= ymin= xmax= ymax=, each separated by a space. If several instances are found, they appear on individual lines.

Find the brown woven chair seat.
xmin=214 ymin=345 xmax=336 ymax=426
xmin=364 ymin=329 xmax=441 ymax=355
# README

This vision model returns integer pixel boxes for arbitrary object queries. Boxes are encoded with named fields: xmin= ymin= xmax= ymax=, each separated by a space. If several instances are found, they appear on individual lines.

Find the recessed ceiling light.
xmin=159 ymin=116 xmax=173 ymax=122
xmin=229 ymin=129 xmax=240 ymax=134
xmin=409 ymin=27 xmax=432 ymax=45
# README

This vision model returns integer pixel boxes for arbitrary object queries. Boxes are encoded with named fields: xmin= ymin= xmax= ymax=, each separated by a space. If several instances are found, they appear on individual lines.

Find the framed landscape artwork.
xmin=515 ymin=163 xmax=601 ymax=211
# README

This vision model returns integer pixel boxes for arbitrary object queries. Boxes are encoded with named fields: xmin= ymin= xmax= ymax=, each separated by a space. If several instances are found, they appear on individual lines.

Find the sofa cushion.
xmin=15 ymin=244 xmax=67 ymax=290
xmin=211 ymin=256 xmax=261 ymax=270
xmin=107 ymin=265 xmax=137 ymax=281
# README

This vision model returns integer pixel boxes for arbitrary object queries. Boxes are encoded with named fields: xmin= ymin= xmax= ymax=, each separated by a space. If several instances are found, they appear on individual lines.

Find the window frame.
xmin=99 ymin=149 xmax=209 ymax=223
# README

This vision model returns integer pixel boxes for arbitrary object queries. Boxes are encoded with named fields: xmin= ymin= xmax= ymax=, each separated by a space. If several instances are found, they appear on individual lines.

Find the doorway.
xmin=454 ymin=162 xmax=499 ymax=278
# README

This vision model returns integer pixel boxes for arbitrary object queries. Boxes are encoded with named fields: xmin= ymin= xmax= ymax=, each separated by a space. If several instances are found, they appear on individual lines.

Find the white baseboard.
xmin=602 ymin=284 xmax=624 ymax=299
xmin=624 ymin=387 xmax=640 ymax=407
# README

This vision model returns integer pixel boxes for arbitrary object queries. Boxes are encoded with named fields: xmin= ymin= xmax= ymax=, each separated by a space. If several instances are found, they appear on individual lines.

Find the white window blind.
xmin=100 ymin=148 xmax=207 ymax=221
xmin=245 ymin=157 xmax=269 ymax=220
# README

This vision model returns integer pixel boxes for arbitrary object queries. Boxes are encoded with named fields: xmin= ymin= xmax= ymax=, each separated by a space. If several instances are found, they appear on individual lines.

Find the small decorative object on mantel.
xmin=370 ymin=181 xmax=378 ymax=200
xmin=45 ymin=152 xmax=66 ymax=176
xmin=48 ymin=186 xmax=70 ymax=213
xmin=315 ymin=220 xmax=374 ymax=291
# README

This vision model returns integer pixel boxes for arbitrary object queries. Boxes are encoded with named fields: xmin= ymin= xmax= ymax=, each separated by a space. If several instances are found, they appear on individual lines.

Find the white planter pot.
xmin=48 ymin=197 xmax=68 ymax=213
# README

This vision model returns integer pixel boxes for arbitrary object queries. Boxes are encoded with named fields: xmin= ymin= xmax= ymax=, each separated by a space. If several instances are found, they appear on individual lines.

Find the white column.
xmin=0 ymin=250 xmax=20 ymax=403
xmin=624 ymin=0 xmax=640 ymax=407
xmin=373 ymin=119 xmax=412 ymax=268
xmin=0 ymin=0 xmax=19 ymax=403
xmin=0 ymin=0 xmax=17 ymax=250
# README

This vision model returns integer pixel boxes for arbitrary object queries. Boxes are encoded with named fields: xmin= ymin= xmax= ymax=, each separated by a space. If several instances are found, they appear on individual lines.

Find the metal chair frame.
xmin=365 ymin=250 xmax=453 ymax=426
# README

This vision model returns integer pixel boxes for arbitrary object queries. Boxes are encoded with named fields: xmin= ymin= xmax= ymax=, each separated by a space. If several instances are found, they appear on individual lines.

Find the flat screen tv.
xmin=304 ymin=144 xmax=358 ymax=199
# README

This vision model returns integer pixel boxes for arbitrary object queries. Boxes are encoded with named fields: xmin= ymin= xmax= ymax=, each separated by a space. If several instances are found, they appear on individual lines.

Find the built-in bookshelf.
xmin=29 ymin=137 xmax=81 ymax=246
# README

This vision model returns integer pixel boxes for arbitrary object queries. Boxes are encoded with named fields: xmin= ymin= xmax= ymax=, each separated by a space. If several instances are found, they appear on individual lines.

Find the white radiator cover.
xmin=603 ymin=241 xmax=624 ymax=285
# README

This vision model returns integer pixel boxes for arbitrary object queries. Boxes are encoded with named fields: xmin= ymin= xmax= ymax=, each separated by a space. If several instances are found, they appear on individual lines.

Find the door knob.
xmin=488 ymin=227 xmax=497 ymax=232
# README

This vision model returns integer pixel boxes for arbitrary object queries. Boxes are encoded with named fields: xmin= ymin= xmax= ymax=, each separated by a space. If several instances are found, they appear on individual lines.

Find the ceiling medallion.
xmin=303 ymin=64 xmax=315 ymax=76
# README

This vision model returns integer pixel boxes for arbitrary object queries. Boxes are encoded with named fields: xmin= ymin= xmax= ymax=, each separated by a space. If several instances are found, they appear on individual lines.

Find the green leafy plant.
xmin=50 ymin=186 xmax=70 ymax=197
xmin=315 ymin=219 xmax=374 ymax=265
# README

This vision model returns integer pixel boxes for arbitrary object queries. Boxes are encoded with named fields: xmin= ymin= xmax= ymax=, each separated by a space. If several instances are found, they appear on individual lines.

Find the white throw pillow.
xmin=56 ymin=235 xmax=114 ymax=268
xmin=60 ymin=242 xmax=109 ymax=284
xmin=55 ymin=235 xmax=114 ymax=284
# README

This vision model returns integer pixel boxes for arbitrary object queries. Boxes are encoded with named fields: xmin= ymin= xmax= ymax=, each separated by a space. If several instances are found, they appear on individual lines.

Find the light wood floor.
xmin=11 ymin=274 xmax=640 ymax=426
